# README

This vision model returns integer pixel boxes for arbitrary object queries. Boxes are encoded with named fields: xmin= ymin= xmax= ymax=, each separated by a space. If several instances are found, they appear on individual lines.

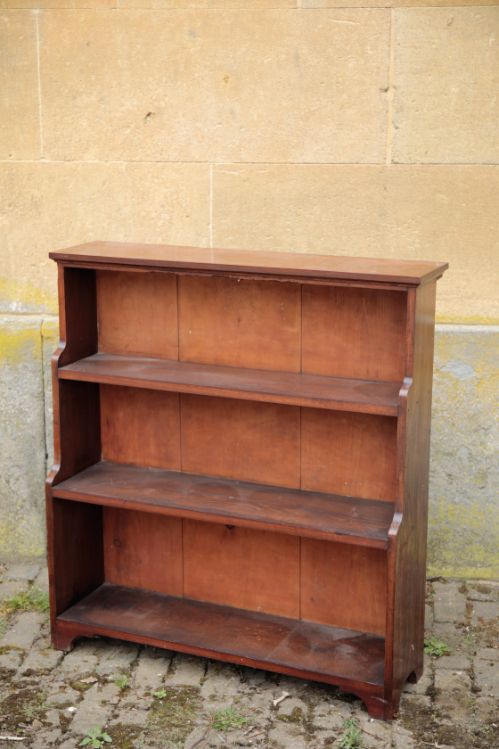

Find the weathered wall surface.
xmin=0 ymin=1 xmax=497 ymax=576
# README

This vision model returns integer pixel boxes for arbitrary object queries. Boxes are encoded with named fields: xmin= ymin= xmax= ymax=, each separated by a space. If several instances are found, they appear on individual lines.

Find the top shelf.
xmin=59 ymin=353 xmax=401 ymax=416
xmin=50 ymin=241 xmax=448 ymax=286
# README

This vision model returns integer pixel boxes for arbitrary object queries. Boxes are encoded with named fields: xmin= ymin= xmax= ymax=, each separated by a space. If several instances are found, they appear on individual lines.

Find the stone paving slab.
xmin=0 ymin=562 xmax=497 ymax=749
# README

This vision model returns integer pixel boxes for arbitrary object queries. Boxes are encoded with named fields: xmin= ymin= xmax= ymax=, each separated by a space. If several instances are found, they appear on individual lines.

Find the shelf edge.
xmin=52 ymin=487 xmax=390 ymax=550
xmin=58 ymin=357 xmax=400 ymax=417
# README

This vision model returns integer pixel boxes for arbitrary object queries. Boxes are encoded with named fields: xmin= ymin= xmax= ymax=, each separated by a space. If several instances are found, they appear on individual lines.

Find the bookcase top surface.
xmin=50 ymin=241 xmax=448 ymax=285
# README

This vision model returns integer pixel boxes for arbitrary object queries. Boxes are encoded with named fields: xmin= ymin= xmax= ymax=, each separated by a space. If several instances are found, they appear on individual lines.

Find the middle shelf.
xmin=58 ymin=353 xmax=401 ymax=416
xmin=52 ymin=461 xmax=394 ymax=549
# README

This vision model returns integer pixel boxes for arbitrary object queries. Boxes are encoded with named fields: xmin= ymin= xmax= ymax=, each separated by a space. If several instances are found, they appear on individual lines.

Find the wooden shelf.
xmin=53 ymin=461 xmax=394 ymax=549
xmin=58 ymin=353 xmax=400 ymax=416
xmin=57 ymin=583 xmax=385 ymax=689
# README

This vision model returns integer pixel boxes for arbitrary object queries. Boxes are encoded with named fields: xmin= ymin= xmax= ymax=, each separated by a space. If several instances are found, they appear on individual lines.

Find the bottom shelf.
xmin=58 ymin=584 xmax=384 ymax=690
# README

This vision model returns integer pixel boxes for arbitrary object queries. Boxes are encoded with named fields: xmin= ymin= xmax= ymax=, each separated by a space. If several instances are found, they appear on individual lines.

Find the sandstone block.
xmin=393 ymin=8 xmax=499 ymax=163
xmin=0 ymin=11 xmax=39 ymax=159
xmin=39 ymin=9 xmax=389 ymax=163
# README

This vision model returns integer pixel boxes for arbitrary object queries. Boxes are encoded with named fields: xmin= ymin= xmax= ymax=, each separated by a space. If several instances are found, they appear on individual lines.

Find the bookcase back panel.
xmin=183 ymin=520 xmax=300 ymax=618
xmin=97 ymin=271 xmax=178 ymax=359
xmin=178 ymin=276 xmax=301 ymax=372
xmin=99 ymin=386 xmax=396 ymax=502
xmin=100 ymin=386 xmax=181 ymax=469
xmin=103 ymin=508 xmax=183 ymax=597
xmin=301 ymin=409 xmax=398 ymax=501
xmin=180 ymin=394 xmax=301 ymax=488
xmin=302 ymin=286 xmax=407 ymax=382
xmin=301 ymin=539 xmax=386 ymax=636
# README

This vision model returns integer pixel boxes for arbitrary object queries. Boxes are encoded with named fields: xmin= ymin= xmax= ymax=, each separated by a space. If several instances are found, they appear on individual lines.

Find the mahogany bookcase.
xmin=46 ymin=242 xmax=447 ymax=719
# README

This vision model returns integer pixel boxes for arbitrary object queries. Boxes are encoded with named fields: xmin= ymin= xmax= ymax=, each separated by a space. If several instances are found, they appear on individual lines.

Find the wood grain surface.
xmin=59 ymin=353 xmax=401 ymax=416
xmin=53 ymin=461 xmax=394 ymax=548
xmin=50 ymin=241 xmax=448 ymax=285
xmin=58 ymin=583 xmax=386 ymax=688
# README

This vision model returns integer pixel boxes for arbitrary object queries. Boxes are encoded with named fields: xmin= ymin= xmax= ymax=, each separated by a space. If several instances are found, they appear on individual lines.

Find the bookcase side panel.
xmin=183 ymin=520 xmax=300 ymax=619
xmin=388 ymin=282 xmax=437 ymax=699
xmin=50 ymin=498 xmax=104 ymax=616
xmin=178 ymin=276 xmax=301 ymax=372
xmin=302 ymin=286 xmax=407 ymax=382
xmin=103 ymin=508 xmax=183 ymax=597
xmin=301 ymin=409 xmax=398 ymax=501
xmin=48 ymin=265 xmax=100 ymax=491
xmin=48 ymin=265 xmax=102 ymax=639
xmin=58 ymin=266 xmax=98 ymax=367
xmin=301 ymin=539 xmax=386 ymax=636
xmin=181 ymin=394 xmax=301 ymax=489
xmin=96 ymin=270 xmax=178 ymax=359
xmin=55 ymin=380 xmax=101 ymax=483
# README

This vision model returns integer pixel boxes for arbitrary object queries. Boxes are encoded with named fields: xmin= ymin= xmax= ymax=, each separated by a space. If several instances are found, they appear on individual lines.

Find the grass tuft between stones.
xmin=1 ymin=587 xmax=49 ymax=615
xmin=424 ymin=636 xmax=451 ymax=657
xmin=212 ymin=706 xmax=248 ymax=731
xmin=80 ymin=726 xmax=112 ymax=747
xmin=338 ymin=717 xmax=363 ymax=748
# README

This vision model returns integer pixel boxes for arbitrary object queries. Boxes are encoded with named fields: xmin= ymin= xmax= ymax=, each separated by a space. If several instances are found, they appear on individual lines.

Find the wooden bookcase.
xmin=46 ymin=242 xmax=447 ymax=719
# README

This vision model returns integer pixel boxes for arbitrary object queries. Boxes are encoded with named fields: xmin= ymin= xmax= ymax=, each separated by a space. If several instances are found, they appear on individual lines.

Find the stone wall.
xmin=0 ymin=1 xmax=498 ymax=576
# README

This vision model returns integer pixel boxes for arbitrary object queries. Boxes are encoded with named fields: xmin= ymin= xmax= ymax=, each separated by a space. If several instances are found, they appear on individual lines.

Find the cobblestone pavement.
xmin=0 ymin=563 xmax=497 ymax=749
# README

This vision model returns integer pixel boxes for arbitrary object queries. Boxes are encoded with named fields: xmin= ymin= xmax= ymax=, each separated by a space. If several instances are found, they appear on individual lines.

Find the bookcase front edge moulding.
xmin=46 ymin=242 xmax=448 ymax=720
